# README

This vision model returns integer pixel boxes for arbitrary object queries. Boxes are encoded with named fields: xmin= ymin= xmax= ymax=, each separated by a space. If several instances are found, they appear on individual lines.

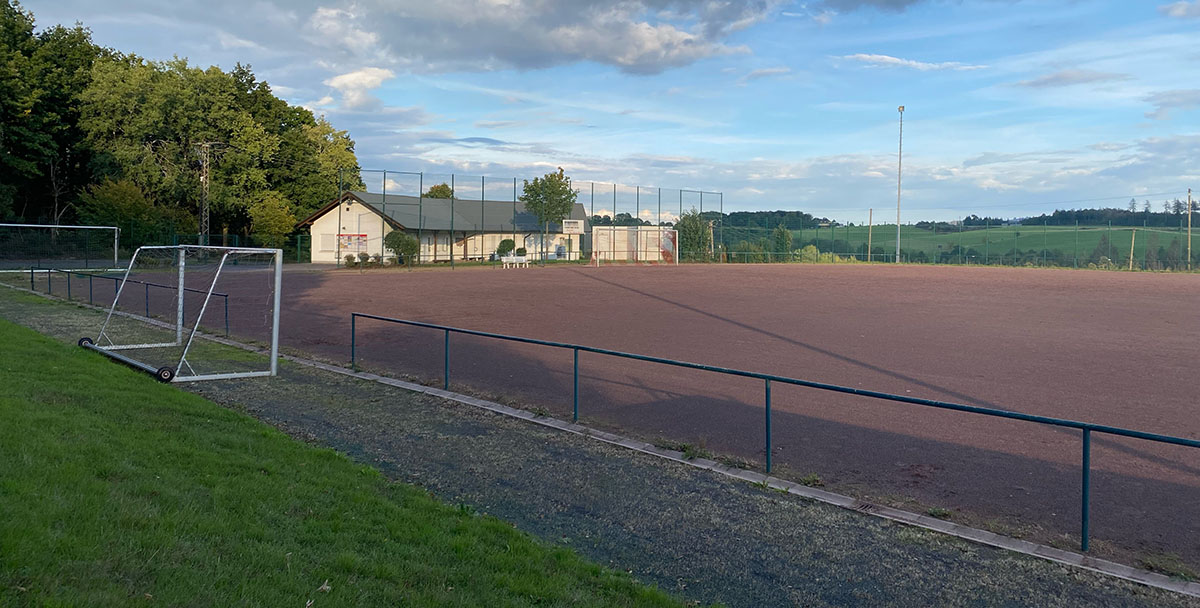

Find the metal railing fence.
xmin=33 ymin=267 xmax=229 ymax=336
xmin=349 ymin=311 xmax=1200 ymax=553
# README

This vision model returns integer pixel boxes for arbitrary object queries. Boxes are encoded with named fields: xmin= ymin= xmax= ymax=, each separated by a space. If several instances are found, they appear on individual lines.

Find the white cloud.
xmin=217 ymin=30 xmax=259 ymax=50
xmin=737 ymin=67 xmax=792 ymax=85
xmin=1158 ymin=1 xmax=1200 ymax=18
xmin=323 ymin=67 xmax=395 ymax=110
xmin=840 ymin=53 xmax=986 ymax=71
xmin=1143 ymin=89 xmax=1200 ymax=119
xmin=1016 ymin=69 xmax=1130 ymax=88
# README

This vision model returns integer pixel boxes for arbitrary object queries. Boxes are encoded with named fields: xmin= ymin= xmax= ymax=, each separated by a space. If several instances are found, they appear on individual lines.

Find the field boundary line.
xmin=2 ymin=280 xmax=1198 ymax=599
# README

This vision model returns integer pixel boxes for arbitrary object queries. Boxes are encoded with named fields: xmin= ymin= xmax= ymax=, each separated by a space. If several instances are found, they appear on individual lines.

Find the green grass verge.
xmin=0 ymin=318 xmax=681 ymax=607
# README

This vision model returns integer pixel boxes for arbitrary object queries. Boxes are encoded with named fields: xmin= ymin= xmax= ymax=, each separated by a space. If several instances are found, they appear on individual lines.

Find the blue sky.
xmin=27 ymin=0 xmax=1200 ymax=222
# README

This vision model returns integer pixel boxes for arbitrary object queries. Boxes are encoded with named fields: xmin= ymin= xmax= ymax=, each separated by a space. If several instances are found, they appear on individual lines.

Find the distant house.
xmin=296 ymin=191 xmax=590 ymax=263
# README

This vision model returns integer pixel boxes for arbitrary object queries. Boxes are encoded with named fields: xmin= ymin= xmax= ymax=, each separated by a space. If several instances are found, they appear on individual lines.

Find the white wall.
xmin=309 ymin=201 xmax=390 ymax=263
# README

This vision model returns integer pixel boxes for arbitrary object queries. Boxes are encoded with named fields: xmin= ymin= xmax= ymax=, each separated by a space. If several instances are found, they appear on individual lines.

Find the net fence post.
xmin=443 ymin=329 xmax=450 ymax=389
xmin=351 ymin=313 xmax=357 ymax=371
xmin=1081 ymin=428 xmax=1091 ymax=551
xmin=572 ymin=347 xmax=579 ymax=423
xmin=765 ymin=379 xmax=772 ymax=473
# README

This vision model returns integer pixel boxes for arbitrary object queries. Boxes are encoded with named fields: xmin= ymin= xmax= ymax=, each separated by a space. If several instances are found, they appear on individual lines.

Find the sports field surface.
xmin=19 ymin=262 xmax=1200 ymax=568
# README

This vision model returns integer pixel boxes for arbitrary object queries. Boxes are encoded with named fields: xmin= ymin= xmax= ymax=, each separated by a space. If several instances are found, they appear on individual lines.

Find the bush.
xmin=496 ymin=239 xmax=516 ymax=256
xmin=371 ymin=254 xmax=382 ymax=265
xmin=798 ymin=244 xmax=819 ymax=263
xmin=383 ymin=230 xmax=420 ymax=267
xmin=514 ymin=247 xmax=527 ymax=256
xmin=344 ymin=254 xmax=357 ymax=267
xmin=357 ymin=252 xmax=371 ymax=266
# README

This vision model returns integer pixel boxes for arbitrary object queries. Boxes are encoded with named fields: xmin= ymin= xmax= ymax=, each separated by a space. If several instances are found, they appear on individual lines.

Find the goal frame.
xmin=79 ymin=245 xmax=282 ymax=382
xmin=0 ymin=222 xmax=120 ymax=269
xmin=591 ymin=226 xmax=679 ymax=266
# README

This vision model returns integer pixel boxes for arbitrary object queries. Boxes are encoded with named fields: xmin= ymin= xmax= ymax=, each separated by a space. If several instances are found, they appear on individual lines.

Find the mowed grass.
xmin=0 ymin=318 xmax=681 ymax=607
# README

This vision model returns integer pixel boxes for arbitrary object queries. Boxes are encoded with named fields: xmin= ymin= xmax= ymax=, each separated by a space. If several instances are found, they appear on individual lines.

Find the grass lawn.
xmin=0 ymin=318 xmax=682 ymax=607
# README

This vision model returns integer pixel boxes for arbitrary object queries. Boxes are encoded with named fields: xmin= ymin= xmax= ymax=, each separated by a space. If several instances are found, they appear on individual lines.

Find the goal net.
xmin=79 ymin=245 xmax=282 ymax=382
xmin=0 ymin=223 xmax=120 ymax=270
xmin=592 ymin=226 xmax=678 ymax=265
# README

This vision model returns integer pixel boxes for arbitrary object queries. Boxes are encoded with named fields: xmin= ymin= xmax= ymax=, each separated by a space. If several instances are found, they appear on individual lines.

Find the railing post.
xmin=224 ymin=296 xmax=229 ymax=336
xmin=47 ymin=269 xmax=52 ymax=295
xmin=351 ymin=314 xmax=357 ymax=371
xmin=66 ymin=272 xmax=71 ymax=300
xmin=443 ymin=329 xmax=450 ymax=389
xmin=1081 ymin=428 xmax=1091 ymax=551
xmin=88 ymin=274 xmax=93 ymax=305
xmin=765 ymin=378 xmax=772 ymax=473
xmin=573 ymin=347 xmax=579 ymax=423
xmin=30 ymin=266 xmax=34 ymax=290
xmin=144 ymin=283 xmax=149 ymax=317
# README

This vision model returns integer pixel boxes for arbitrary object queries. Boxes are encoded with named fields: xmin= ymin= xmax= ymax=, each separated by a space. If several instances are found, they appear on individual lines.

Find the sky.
xmin=25 ymin=0 xmax=1200 ymax=222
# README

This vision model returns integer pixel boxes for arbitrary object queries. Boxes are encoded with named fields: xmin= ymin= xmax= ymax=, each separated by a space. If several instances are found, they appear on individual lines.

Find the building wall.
xmin=309 ymin=200 xmax=391 ymax=263
xmin=309 ymin=201 xmax=586 ymax=263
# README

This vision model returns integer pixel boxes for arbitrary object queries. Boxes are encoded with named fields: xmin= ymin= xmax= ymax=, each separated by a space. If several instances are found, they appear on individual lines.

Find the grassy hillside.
xmin=0 ymin=318 xmax=681 ymax=607
xmin=719 ymin=223 xmax=1196 ymax=267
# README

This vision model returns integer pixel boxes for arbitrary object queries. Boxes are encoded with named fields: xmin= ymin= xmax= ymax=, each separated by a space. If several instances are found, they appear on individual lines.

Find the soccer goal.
xmin=0 ymin=223 xmax=120 ymax=270
xmin=79 ymin=245 xmax=282 ymax=382
xmin=592 ymin=226 xmax=678 ymax=266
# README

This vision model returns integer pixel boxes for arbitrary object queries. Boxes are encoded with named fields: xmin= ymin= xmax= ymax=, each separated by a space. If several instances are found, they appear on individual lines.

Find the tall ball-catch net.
xmin=80 ymin=245 xmax=282 ymax=382
xmin=0 ymin=223 xmax=120 ymax=270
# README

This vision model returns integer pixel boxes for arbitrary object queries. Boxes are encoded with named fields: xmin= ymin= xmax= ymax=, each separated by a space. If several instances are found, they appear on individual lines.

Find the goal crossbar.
xmin=81 ymin=245 xmax=282 ymax=382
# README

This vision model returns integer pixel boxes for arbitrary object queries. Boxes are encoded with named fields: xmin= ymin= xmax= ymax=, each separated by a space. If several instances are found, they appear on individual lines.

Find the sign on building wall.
xmin=338 ymin=234 xmax=367 ymax=252
xmin=561 ymin=219 xmax=584 ymax=234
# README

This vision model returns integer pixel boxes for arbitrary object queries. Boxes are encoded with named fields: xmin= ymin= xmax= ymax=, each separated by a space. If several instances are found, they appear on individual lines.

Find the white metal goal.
xmin=79 ymin=245 xmax=282 ymax=382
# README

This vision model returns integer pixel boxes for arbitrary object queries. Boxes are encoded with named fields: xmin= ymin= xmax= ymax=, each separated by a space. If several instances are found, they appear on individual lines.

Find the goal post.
xmin=591 ymin=226 xmax=678 ymax=266
xmin=79 ymin=245 xmax=282 ymax=382
xmin=0 ymin=223 xmax=119 ymax=270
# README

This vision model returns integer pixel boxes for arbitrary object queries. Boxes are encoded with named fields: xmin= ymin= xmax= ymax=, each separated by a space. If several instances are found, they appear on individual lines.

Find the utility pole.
xmin=895 ymin=105 xmax=904 ymax=263
xmin=196 ymin=142 xmax=225 ymax=246
xmin=198 ymin=143 xmax=211 ymax=245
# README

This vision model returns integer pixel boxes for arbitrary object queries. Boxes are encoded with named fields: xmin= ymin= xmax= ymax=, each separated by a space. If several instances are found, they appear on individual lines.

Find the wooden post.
xmin=1128 ymin=229 xmax=1136 ymax=271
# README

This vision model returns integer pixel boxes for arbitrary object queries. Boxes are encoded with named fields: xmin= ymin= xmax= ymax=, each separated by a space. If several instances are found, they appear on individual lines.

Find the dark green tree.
xmin=771 ymin=224 xmax=792 ymax=260
xmin=424 ymin=183 xmax=453 ymax=198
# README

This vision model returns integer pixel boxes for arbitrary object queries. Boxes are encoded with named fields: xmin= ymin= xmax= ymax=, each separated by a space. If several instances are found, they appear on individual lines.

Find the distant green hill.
xmin=717 ymin=223 xmax=1197 ymax=269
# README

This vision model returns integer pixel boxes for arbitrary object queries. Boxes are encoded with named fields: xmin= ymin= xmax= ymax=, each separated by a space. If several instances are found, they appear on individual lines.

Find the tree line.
xmin=0 ymin=1 xmax=363 ymax=247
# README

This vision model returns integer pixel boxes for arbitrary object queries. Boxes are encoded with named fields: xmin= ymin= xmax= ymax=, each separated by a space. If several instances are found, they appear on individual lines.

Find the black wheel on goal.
xmin=78 ymin=337 xmax=93 ymax=347
xmin=155 ymin=367 xmax=176 ymax=383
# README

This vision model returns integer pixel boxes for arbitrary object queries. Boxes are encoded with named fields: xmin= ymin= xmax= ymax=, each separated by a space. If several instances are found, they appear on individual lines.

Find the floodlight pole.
xmin=895 ymin=105 xmax=904 ymax=264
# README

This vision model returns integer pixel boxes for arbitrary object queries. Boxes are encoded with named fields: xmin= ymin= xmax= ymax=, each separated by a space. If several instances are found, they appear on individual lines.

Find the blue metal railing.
xmin=349 ymin=311 xmax=1200 ymax=552
xmin=36 ymin=267 xmax=230 ymax=337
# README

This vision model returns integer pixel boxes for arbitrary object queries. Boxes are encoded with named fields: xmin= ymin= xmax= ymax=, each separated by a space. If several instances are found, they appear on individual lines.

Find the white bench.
xmin=501 ymin=255 xmax=529 ymax=268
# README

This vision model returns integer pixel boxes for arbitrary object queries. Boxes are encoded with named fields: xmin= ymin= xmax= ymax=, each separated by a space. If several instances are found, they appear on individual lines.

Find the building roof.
xmin=297 ymin=191 xmax=590 ymax=233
